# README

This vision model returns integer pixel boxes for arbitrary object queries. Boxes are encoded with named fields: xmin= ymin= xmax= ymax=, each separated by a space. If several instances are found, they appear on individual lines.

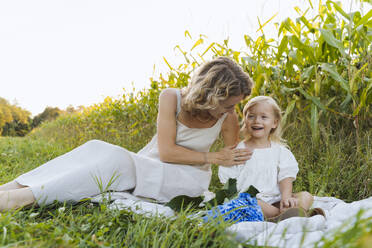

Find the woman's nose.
xmin=227 ymin=108 xmax=234 ymax=114
xmin=225 ymin=107 xmax=235 ymax=114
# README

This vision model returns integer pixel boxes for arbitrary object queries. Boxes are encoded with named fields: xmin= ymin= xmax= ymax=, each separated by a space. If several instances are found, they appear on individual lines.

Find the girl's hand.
xmin=280 ymin=197 xmax=298 ymax=212
xmin=209 ymin=145 xmax=253 ymax=166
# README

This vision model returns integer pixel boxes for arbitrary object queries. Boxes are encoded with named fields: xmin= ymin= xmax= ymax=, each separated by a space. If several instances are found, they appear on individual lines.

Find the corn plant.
xmin=168 ymin=1 xmax=371 ymax=145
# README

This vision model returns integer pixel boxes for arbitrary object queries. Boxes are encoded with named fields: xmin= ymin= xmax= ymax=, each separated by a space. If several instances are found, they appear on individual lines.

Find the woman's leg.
xmin=257 ymin=199 xmax=280 ymax=218
xmin=0 ymin=187 xmax=36 ymax=211
xmin=0 ymin=180 xmax=26 ymax=191
xmin=293 ymin=191 xmax=314 ymax=211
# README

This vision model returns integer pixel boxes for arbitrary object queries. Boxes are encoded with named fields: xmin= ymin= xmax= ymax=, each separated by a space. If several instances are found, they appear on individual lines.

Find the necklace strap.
xmin=176 ymin=89 xmax=181 ymax=117
xmin=195 ymin=112 xmax=215 ymax=123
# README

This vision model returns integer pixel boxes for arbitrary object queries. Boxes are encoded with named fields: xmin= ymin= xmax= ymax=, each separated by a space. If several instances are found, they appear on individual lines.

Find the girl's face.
xmin=244 ymin=101 xmax=278 ymax=141
xmin=208 ymin=95 xmax=243 ymax=119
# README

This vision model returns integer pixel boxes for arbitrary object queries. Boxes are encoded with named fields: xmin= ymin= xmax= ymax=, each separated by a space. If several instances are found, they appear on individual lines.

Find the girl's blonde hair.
xmin=241 ymin=96 xmax=286 ymax=145
xmin=181 ymin=57 xmax=253 ymax=116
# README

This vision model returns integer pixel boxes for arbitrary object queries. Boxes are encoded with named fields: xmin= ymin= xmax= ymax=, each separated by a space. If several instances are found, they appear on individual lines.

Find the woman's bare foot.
xmin=0 ymin=180 xmax=26 ymax=191
xmin=0 ymin=187 xmax=36 ymax=211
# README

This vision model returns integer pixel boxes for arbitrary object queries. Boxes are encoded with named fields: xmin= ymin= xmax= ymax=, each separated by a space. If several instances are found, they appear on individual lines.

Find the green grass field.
xmin=0 ymin=1 xmax=371 ymax=245
xmin=0 ymin=111 xmax=371 ymax=247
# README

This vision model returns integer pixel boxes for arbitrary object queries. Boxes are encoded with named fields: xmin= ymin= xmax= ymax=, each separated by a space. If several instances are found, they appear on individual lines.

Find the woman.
xmin=0 ymin=57 xmax=253 ymax=211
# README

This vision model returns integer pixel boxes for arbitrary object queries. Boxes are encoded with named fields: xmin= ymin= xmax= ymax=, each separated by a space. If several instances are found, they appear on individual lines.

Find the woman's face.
xmin=208 ymin=95 xmax=244 ymax=118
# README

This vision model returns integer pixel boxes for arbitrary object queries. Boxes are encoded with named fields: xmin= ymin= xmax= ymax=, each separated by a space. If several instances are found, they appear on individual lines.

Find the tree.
xmin=32 ymin=107 xmax=63 ymax=128
xmin=0 ymin=97 xmax=32 ymax=136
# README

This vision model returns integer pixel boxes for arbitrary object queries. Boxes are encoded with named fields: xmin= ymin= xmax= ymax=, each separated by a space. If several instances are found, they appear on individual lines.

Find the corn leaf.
xmin=277 ymin=35 xmax=288 ymax=59
xmin=353 ymin=83 xmax=372 ymax=116
xmin=191 ymin=38 xmax=204 ymax=51
xmin=163 ymin=57 xmax=174 ymax=70
xmin=355 ymin=9 xmax=372 ymax=28
xmin=301 ymin=65 xmax=315 ymax=80
xmin=320 ymin=63 xmax=349 ymax=93
xmin=327 ymin=1 xmax=350 ymax=20
xmin=311 ymin=103 xmax=319 ymax=141
xmin=299 ymin=16 xmax=315 ymax=31
xmin=308 ymin=0 xmax=314 ymax=9
xmin=283 ymin=18 xmax=299 ymax=36
xmin=201 ymin=42 xmax=215 ymax=56
xmin=282 ymin=100 xmax=296 ymax=127
xmin=256 ymin=13 xmax=278 ymax=33
xmin=341 ymin=94 xmax=352 ymax=110
xmin=184 ymin=30 xmax=192 ymax=39
xmin=291 ymin=35 xmax=316 ymax=62
xmin=298 ymin=88 xmax=327 ymax=111
xmin=319 ymin=29 xmax=346 ymax=56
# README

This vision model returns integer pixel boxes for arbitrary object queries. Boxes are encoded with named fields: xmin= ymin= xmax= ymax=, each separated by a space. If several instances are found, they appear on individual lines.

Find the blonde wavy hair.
xmin=241 ymin=96 xmax=286 ymax=145
xmin=181 ymin=57 xmax=253 ymax=116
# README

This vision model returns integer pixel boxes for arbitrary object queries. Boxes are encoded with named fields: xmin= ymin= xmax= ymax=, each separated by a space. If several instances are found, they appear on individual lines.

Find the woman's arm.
xmin=157 ymin=88 xmax=206 ymax=165
xmin=214 ymin=111 xmax=253 ymax=164
xmin=157 ymin=89 xmax=247 ymax=166
xmin=220 ymin=111 xmax=240 ymax=146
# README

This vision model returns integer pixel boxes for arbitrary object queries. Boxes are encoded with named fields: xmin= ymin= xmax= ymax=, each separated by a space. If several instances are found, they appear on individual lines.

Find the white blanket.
xmin=228 ymin=196 xmax=372 ymax=247
xmin=91 ymin=193 xmax=372 ymax=247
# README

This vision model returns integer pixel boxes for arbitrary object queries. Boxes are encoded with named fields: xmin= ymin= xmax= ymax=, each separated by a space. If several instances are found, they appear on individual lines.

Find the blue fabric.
xmin=202 ymin=193 xmax=264 ymax=223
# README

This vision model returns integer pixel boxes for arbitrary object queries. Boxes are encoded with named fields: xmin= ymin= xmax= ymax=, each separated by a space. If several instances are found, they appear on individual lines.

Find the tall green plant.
xmin=169 ymin=1 xmax=371 ymax=144
xmin=246 ymin=1 xmax=372 ymax=140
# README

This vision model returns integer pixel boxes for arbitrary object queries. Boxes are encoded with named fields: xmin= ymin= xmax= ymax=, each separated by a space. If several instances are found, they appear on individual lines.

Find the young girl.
xmin=219 ymin=96 xmax=314 ymax=220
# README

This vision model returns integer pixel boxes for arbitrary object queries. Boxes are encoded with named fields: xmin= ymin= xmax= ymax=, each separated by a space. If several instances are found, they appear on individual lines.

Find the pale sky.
xmin=0 ymin=0 xmax=368 ymax=116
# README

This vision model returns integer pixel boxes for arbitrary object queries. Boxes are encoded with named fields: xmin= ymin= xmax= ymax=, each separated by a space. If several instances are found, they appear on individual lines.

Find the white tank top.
xmin=133 ymin=89 xmax=228 ymax=201
xmin=138 ymin=89 xmax=227 ymax=163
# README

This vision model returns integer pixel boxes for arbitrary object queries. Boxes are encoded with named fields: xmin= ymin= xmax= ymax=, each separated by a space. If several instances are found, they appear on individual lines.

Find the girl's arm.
xmin=277 ymin=146 xmax=300 ymax=211
xmin=279 ymin=177 xmax=298 ymax=211
xmin=156 ymin=89 xmax=249 ymax=166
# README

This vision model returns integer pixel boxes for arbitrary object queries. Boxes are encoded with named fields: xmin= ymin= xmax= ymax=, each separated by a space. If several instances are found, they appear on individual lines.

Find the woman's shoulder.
xmin=159 ymin=88 xmax=179 ymax=98
xmin=159 ymin=88 xmax=180 ymax=105
xmin=158 ymin=88 xmax=180 ymax=115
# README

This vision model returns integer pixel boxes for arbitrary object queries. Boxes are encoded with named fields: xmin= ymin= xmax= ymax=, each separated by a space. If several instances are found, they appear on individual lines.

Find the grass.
xmin=1 ymin=0 xmax=371 ymax=242
xmin=1 ymin=9 xmax=371 ymax=241
xmin=0 ymin=116 xmax=371 ymax=247
xmin=0 ymin=201 xmax=240 ymax=247
xmin=0 ymin=136 xmax=241 ymax=247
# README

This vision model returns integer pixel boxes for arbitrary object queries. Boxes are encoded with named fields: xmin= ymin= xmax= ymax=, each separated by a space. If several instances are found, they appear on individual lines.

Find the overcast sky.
xmin=0 ymin=0 xmax=369 ymax=116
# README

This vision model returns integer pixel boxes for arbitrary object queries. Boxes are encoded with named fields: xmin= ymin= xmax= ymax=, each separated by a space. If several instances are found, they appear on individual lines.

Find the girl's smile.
xmin=245 ymin=101 xmax=278 ymax=141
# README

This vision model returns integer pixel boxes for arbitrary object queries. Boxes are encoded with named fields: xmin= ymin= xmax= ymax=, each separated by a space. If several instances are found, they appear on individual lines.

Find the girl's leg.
xmin=0 ymin=187 xmax=36 ymax=211
xmin=293 ymin=191 xmax=314 ymax=211
xmin=0 ymin=180 xmax=26 ymax=191
xmin=257 ymin=199 xmax=280 ymax=218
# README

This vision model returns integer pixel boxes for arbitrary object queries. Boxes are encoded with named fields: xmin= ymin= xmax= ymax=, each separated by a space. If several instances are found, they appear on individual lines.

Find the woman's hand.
xmin=208 ymin=145 xmax=253 ymax=166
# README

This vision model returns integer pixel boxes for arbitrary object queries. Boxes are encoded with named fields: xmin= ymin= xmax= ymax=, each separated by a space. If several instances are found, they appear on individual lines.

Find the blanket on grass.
xmin=91 ymin=193 xmax=372 ymax=248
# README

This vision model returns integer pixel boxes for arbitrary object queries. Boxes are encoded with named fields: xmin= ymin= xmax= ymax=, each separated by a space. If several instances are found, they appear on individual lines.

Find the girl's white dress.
xmin=218 ymin=141 xmax=299 ymax=204
xmin=16 ymin=90 xmax=227 ymax=205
